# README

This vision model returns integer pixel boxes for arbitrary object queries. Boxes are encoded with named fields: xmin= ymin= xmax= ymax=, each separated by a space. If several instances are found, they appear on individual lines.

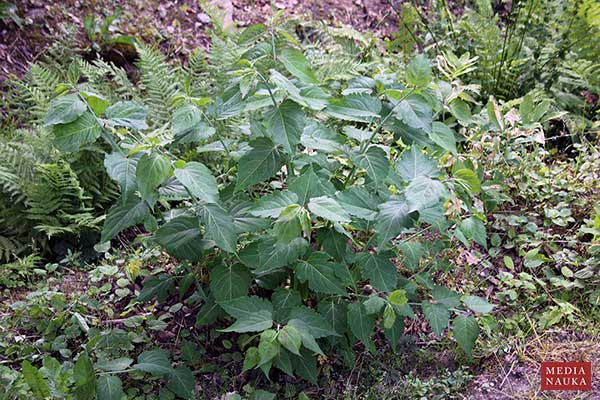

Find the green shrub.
xmin=41 ymin=24 xmax=497 ymax=385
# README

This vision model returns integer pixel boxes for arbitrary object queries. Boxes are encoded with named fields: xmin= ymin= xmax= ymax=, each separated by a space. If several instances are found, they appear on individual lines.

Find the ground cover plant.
xmin=0 ymin=0 xmax=598 ymax=399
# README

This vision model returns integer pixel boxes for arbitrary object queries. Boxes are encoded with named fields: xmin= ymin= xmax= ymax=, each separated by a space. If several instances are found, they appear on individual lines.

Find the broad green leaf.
xmin=343 ymin=126 xmax=372 ymax=142
xmin=432 ymin=286 xmax=461 ymax=309
xmin=395 ymin=147 xmax=440 ymax=182
xmin=356 ymin=252 xmax=398 ymax=292
xmin=453 ymin=315 xmax=480 ymax=357
xmin=81 ymin=91 xmax=110 ymax=116
xmin=531 ymin=100 xmax=550 ymax=123
xmin=73 ymin=355 xmax=96 ymax=400
xmin=272 ymin=288 xmax=302 ymax=320
xmin=405 ymin=176 xmax=446 ymax=211
xmin=22 ymin=361 xmax=50 ymax=399
xmin=395 ymin=94 xmax=432 ymax=133
xmin=280 ymin=48 xmax=318 ymax=84
xmin=96 ymin=376 xmax=125 ymax=400
xmin=398 ymin=241 xmax=425 ymax=269
xmin=211 ymin=87 xmax=245 ymax=120
xmin=307 ymin=196 xmax=350 ymax=223
xmin=210 ymin=263 xmax=252 ymax=302
xmin=292 ymin=349 xmax=318 ymax=384
xmin=316 ymin=228 xmax=351 ymax=263
xmin=288 ymin=164 xmax=335 ymax=205
xmin=294 ymin=252 xmax=345 ymax=295
xmin=104 ymin=152 xmax=140 ymax=201
xmin=387 ymin=119 xmax=434 ymax=147
xmin=181 ymin=340 xmax=202 ymax=366
xmin=384 ymin=316 xmax=405 ymax=352
xmin=453 ymin=168 xmax=481 ymax=194
xmin=171 ymin=104 xmax=215 ymax=145
xmin=243 ymin=347 xmax=260 ymax=372
xmin=459 ymin=217 xmax=487 ymax=248
xmin=301 ymin=122 xmax=343 ymax=152
xmin=273 ymin=204 xmax=304 ymax=243
xmin=45 ymin=93 xmax=87 ymax=126
xmin=363 ymin=295 xmax=386 ymax=314
xmin=229 ymin=200 xmax=271 ymax=234
xmin=325 ymin=94 xmax=381 ymax=122
xmin=95 ymin=358 xmax=133 ymax=372
xmin=240 ymin=237 xmax=308 ymax=275
xmin=166 ymin=367 xmax=195 ymax=399
xmin=316 ymin=300 xmax=347 ymax=336
xmin=101 ymin=195 xmax=149 ymax=242
xmin=383 ymin=303 xmax=396 ymax=329
xmin=104 ymin=101 xmax=148 ymax=130
xmin=450 ymin=99 xmax=471 ymax=126
xmin=374 ymin=198 xmax=417 ymax=246
xmin=421 ymin=301 xmax=450 ymax=336
xmin=287 ymin=306 xmax=338 ymax=338
xmin=251 ymin=191 xmax=299 ymax=218
xmin=196 ymin=296 xmax=223 ymax=326
xmin=52 ymin=111 xmax=102 ymax=152
xmin=230 ymin=201 xmax=271 ymax=233
xmin=219 ymin=296 xmax=273 ymax=333
xmin=270 ymin=69 xmax=329 ymax=111
xmin=278 ymin=325 xmax=302 ymax=355
xmin=347 ymin=302 xmax=376 ymax=352
xmin=429 ymin=122 xmax=457 ymax=154
xmin=486 ymin=99 xmax=504 ymax=131
xmin=266 ymin=100 xmax=305 ymax=154
xmin=235 ymin=138 xmax=287 ymax=190
xmin=173 ymin=161 xmax=219 ymax=203
xmin=406 ymin=54 xmax=432 ymax=87
xmin=137 ymin=274 xmax=175 ymax=303
xmin=200 ymin=203 xmax=237 ymax=253
xmin=287 ymin=318 xmax=324 ymax=355
xmin=136 ymin=152 xmax=172 ymax=203
xmin=154 ymin=216 xmax=209 ymax=261
xmin=258 ymin=329 xmax=280 ymax=367
xmin=388 ymin=289 xmax=408 ymax=306
xmin=133 ymin=349 xmax=173 ymax=376
xmin=297 ymin=85 xmax=330 ymax=111
xmin=251 ymin=390 xmax=277 ymax=400
xmin=351 ymin=146 xmax=389 ymax=186
xmin=158 ymin=177 xmax=189 ymax=200
xmin=335 ymin=186 xmax=379 ymax=221
xmin=463 ymin=295 xmax=495 ymax=314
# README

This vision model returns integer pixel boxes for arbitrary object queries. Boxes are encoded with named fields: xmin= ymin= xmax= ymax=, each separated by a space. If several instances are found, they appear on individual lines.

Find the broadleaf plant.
xmin=44 ymin=26 xmax=493 ymax=382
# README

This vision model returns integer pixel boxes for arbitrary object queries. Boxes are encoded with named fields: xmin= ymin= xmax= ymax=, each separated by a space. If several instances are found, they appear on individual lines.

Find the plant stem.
xmin=411 ymin=0 xmax=441 ymax=53
xmin=77 ymin=92 xmax=123 ymax=154
xmin=344 ymin=88 xmax=414 ymax=188
xmin=200 ymin=109 xmax=231 ymax=157
xmin=256 ymin=70 xmax=294 ymax=177
xmin=440 ymin=0 xmax=458 ymax=45
xmin=494 ymin=0 xmax=524 ymax=94
xmin=387 ymin=0 xmax=423 ymax=51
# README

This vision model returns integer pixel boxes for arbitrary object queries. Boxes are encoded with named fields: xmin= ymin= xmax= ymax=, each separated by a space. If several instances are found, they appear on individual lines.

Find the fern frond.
xmin=14 ymin=63 xmax=63 ymax=124
xmin=135 ymin=43 xmax=180 ymax=125
xmin=77 ymin=58 xmax=138 ymax=101
xmin=26 ymin=162 xmax=100 ymax=238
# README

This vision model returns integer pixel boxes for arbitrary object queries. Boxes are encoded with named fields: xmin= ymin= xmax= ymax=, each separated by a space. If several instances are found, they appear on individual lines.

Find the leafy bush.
xmin=388 ymin=0 xmax=599 ymax=133
xmin=40 ymin=24 xmax=498 ymax=385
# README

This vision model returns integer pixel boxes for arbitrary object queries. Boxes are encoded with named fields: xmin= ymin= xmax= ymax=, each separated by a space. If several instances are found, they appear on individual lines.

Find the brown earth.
xmin=0 ymin=0 xmax=400 ymax=82
xmin=466 ymin=331 xmax=600 ymax=399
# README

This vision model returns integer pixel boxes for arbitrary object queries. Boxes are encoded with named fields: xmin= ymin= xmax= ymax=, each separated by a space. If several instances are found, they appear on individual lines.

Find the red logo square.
xmin=541 ymin=361 xmax=592 ymax=391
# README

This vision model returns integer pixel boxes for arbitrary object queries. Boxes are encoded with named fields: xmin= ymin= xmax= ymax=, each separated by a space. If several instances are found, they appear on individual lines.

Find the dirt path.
xmin=466 ymin=332 xmax=600 ymax=399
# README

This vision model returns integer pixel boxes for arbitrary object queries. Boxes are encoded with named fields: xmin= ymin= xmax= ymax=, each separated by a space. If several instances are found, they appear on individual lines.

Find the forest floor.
xmin=0 ymin=0 xmax=399 ymax=81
